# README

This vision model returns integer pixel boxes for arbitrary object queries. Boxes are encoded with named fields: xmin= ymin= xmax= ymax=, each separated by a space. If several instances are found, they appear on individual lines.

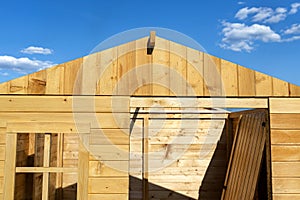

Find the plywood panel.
xmin=186 ymin=47 xmax=204 ymax=96
xmin=255 ymin=71 xmax=272 ymax=96
xmin=221 ymin=59 xmax=238 ymax=96
xmin=272 ymin=77 xmax=289 ymax=96
xmin=238 ymin=65 xmax=255 ymax=96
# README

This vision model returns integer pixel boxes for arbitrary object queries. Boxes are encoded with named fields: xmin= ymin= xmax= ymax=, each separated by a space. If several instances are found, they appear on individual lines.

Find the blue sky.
xmin=0 ymin=0 xmax=300 ymax=85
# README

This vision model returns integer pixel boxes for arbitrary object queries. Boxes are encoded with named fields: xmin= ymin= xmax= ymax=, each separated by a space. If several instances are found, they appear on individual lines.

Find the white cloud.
xmin=284 ymin=24 xmax=300 ymax=34
xmin=220 ymin=22 xmax=281 ymax=52
xmin=282 ymin=35 xmax=300 ymax=42
xmin=235 ymin=6 xmax=288 ymax=24
xmin=289 ymin=3 xmax=300 ymax=14
xmin=238 ymin=2 xmax=246 ymax=5
xmin=21 ymin=46 xmax=53 ymax=55
xmin=0 ymin=55 xmax=54 ymax=74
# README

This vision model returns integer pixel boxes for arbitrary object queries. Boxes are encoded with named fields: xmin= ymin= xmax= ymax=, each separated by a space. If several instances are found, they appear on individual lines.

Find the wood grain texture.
xmin=270 ymin=98 xmax=300 ymax=113
xmin=238 ymin=65 xmax=255 ymax=96
xmin=221 ymin=59 xmax=238 ymax=96
xmin=255 ymin=71 xmax=272 ymax=96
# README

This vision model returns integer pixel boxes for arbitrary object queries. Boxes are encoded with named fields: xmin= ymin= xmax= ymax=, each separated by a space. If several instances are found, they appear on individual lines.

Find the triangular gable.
xmin=0 ymin=36 xmax=299 ymax=97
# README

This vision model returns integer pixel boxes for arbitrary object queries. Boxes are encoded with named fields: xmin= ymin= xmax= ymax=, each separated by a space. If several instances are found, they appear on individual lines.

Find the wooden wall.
xmin=269 ymin=98 xmax=300 ymax=200
xmin=0 ymin=127 xmax=5 ymax=199
xmin=0 ymin=37 xmax=299 ymax=97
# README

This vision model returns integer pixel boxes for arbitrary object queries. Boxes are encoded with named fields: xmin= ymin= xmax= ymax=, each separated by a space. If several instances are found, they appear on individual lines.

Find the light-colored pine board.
xmin=88 ymin=193 xmax=128 ymax=200
xmin=134 ymin=37 xmax=152 ymax=95
xmin=271 ymin=130 xmax=300 ymax=144
xmin=0 ymin=112 xmax=129 ymax=129
xmin=152 ymin=37 xmax=170 ymax=95
xmin=28 ymin=69 xmax=47 ymax=94
xmin=3 ymin=133 xmax=17 ymax=200
xmin=273 ymin=194 xmax=300 ymax=200
xmin=204 ymin=54 xmax=222 ymax=96
xmin=273 ymin=178 xmax=300 ymax=193
xmin=272 ymin=162 xmax=300 ymax=177
xmin=42 ymin=134 xmax=51 ymax=200
xmin=82 ymin=52 xmax=101 ymax=95
xmin=88 ymin=144 xmax=129 ymax=161
xmin=46 ymin=64 xmax=65 ymax=94
xmin=0 ymin=95 xmax=129 ymax=113
xmin=270 ymin=98 xmax=300 ymax=113
xmin=169 ymin=41 xmax=187 ymax=96
xmin=221 ymin=59 xmax=238 ymax=96
xmin=270 ymin=114 xmax=300 ymax=129
xmin=78 ymin=140 xmax=89 ymax=200
xmin=89 ymin=160 xmax=128 ymax=177
xmin=117 ymin=41 xmax=136 ymax=95
xmin=6 ymin=122 xmax=90 ymax=134
xmin=88 ymin=177 xmax=128 ymax=194
xmin=97 ymin=47 xmax=118 ymax=95
xmin=0 ymin=146 xmax=4 ymax=160
xmin=186 ymin=48 xmax=204 ymax=96
xmin=255 ymin=71 xmax=273 ymax=96
xmin=238 ymin=65 xmax=255 ymax=96
xmin=90 ymin=129 xmax=129 ymax=145
xmin=63 ymin=58 xmax=83 ymax=94
xmin=271 ymin=146 xmax=300 ymax=161
xmin=272 ymin=77 xmax=289 ymax=96
xmin=289 ymin=83 xmax=300 ymax=96
xmin=130 ymin=97 xmax=268 ymax=108
xmin=8 ymin=75 xmax=28 ymax=94
xmin=0 ymin=82 xmax=8 ymax=94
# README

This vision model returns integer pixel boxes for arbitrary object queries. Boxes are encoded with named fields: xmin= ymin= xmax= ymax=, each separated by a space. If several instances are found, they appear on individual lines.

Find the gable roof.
xmin=0 ymin=36 xmax=299 ymax=97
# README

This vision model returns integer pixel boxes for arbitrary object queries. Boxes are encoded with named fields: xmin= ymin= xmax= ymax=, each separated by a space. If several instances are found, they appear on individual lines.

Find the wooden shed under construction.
xmin=0 ymin=32 xmax=299 ymax=200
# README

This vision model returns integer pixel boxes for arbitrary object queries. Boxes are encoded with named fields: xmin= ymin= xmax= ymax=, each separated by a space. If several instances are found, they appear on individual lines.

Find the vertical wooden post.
xmin=77 ymin=134 xmax=89 ymax=200
xmin=56 ymin=133 xmax=63 ymax=199
xmin=143 ymin=117 xmax=149 ymax=200
xmin=3 ymin=133 xmax=17 ymax=200
xmin=42 ymin=133 xmax=51 ymax=200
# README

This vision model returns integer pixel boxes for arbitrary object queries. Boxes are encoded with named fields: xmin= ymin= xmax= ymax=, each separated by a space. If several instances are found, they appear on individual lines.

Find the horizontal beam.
xmin=16 ymin=167 xmax=77 ymax=173
xmin=6 ymin=122 xmax=90 ymax=133
xmin=269 ymin=98 xmax=300 ymax=113
xmin=130 ymin=97 xmax=268 ymax=108
xmin=0 ymin=95 xmax=129 ymax=113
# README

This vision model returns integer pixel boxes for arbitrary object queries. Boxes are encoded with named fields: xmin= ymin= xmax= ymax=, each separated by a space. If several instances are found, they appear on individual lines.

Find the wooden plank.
xmin=78 ymin=140 xmax=89 ymax=200
xmin=221 ymin=59 xmax=238 ymax=96
xmin=273 ymin=194 xmax=300 ymax=200
xmin=238 ymin=65 xmax=255 ymax=96
xmin=0 ymin=161 xmax=4 ymax=176
xmin=97 ymin=47 xmax=118 ymax=95
xmin=270 ymin=114 xmax=300 ymax=129
xmin=0 ymin=96 xmax=129 ymax=113
xmin=134 ymin=37 xmax=152 ymax=95
xmin=0 ymin=113 xmax=129 ymax=129
xmin=273 ymin=178 xmax=300 ymax=193
xmin=7 ymin=122 xmax=90 ymax=134
xmin=81 ymin=52 xmax=101 ymax=95
xmin=169 ymin=41 xmax=187 ymax=96
xmin=272 ymin=77 xmax=289 ymax=96
xmin=143 ymin=117 xmax=149 ymax=200
xmin=0 ymin=146 xmax=5 ymax=160
xmin=289 ymin=83 xmax=300 ymax=96
xmin=186 ymin=47 xmax=204 ymax=96
xmin=3 ymin=133 xmax=17 ymax=200
xmin=90 ymin=129 xmax=129 ymax=145
xmin=89 ymin=161 xmax=128 ymax=177
xmin=130 ymin=97 xmax=268 ymax=108
xmin=63 ymin=58 xmax=83 ymax=94
xmin=88 ymin=177 xmax=128 ymax=193
xmin=89 ymin=145 xmax=129 ymax=161
xmin=271 ymin=146 xmax=300 ymax=161
xmin=0 ymin=82 xmax=8 ymax=94
xmin=255 ymin=71 xmax=272 ymax=96
xmin=88 ymin=194 xmax=128 ymax=200
xmin=272 ymin=162 xmax=300 ymax=177
xmin=46 ymin=63 xmax=65 ymax=94
xmin=149 ymin=31 xmax=156 ymax=47
xmin=152 ymin=37 xmax=170 ymax=95
xmin=271 ymin=130 xmax=300 ymax=144
xmin=270 ymin=98 xmax=300 ymax=113
xmin=28 ymin=69 xmax=47 ymax=94
xmin=42 ymin=134 xmax=51 ymax=200
xmin=15 ymin=167 xmax=77 ymax=173
xmin=204 ymin=54 xmax=222 ymax=96
xmin=8 ymin=75 xmax=28 ymax=94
